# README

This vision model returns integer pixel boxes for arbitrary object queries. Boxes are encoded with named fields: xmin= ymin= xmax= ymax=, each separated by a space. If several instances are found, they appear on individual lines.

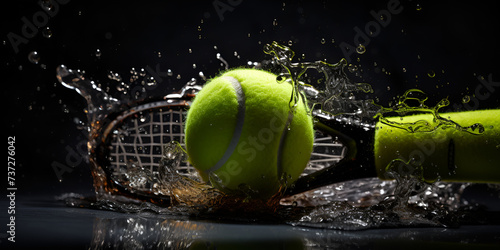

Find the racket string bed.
xmin=108 ymin=107 xmax=199 ymax=193
xmin=304 ymin=132 xmax=345 ymax=176
xmin=55 ymin=65 xmax=347 ymax=200
xmin=106 ymin=105 xmax=345 ymax=194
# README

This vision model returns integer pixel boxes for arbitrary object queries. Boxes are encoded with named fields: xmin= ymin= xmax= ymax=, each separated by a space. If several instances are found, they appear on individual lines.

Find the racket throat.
xmin=286 ymin=116 xmax=377 ymax=195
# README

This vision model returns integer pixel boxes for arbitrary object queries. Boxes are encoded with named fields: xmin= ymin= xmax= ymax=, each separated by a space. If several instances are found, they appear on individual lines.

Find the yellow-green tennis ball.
xmin=374 ymin=109 xmax=500 ymax=183
xmin=185 ymin=68 xmax=314 ymax=198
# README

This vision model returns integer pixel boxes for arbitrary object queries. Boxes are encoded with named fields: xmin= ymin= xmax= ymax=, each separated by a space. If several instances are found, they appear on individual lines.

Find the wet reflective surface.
xmin=3 ymin=192 xmax=499 ymax=249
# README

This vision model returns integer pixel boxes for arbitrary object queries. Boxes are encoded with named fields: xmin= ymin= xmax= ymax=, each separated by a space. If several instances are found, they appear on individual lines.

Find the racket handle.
xmin=374 ymin=109 xmax=500 ymax=183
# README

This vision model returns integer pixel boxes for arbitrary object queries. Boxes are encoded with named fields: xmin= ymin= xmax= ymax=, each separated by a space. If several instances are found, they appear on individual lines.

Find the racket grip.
xmin=374 ymin=109 xmax=500 ymax=183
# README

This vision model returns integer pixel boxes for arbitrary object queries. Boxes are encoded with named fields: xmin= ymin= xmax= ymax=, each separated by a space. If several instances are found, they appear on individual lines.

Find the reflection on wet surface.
xmin=8 ymin=195 xmax=500 ymax=249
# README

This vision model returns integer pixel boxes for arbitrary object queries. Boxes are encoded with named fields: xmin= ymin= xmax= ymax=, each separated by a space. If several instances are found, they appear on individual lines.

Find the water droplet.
xmin=416 ymin=4 xmax=422 ymax=11
xmin=39 ymin=0 xmax=53 ymax=11
xmin=167 ymin=69 xmax=173 ymax=76
xmin=216 ymin=53 xmax=229 ymax=69
xmin=348 ymin=64 xmax=358 ymax=73
xmin=42 ymin=27 xmax=52 ymax=38
xmin=95 ymin=49 xmax=102 ymax=59
xmin=427 ymin=70 xmax=436 ymax=78
xmin=28 ymin=51 xmax=40 ymax=64
xmin=356 ymin=44 xmax=366 ymax=54
xmin=320 ymin=38 xmax=326 ymax=44
xmin=137 ymin=68 xmax=145 ymax=77
xmin=276 ymin=74 xmax=287 ymax=83
xmin=199 ymin=71 xmax=206 ymax=80
xmin=288 ymin=40 xmax=293 ymax=46
xmin=176 ymin=74 xmax=181 ymax=79
xmin=62 ymin=104 xmax=70 ymax=113
xmin=192 ymin=63 xmax=197 ymax=69
xmin=462 ymin=95 xmax=470 ymax=104
xmin=107 ymin=71 xmax=122 ymax=81
xmin=157 ymin=52 xmax=162 ymax=58
xmin=146 ymin=77 xmax=156 ymax=86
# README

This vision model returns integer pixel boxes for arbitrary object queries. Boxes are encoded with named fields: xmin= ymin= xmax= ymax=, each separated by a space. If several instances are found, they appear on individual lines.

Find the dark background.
xmin=2 ymin=0 xmax=500 ymax=197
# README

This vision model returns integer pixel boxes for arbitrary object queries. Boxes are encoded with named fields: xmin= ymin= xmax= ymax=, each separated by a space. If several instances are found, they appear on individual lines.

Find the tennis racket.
xmin=57 ymin=65 xmax=500 ymax=206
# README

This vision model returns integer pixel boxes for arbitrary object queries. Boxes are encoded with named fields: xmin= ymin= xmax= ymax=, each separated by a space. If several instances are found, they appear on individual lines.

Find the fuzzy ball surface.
xmin=185 ymin=68 xmax=314 ymax=198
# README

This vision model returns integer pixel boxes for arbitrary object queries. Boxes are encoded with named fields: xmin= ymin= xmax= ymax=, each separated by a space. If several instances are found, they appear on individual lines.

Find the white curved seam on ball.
xmin=277 ymin=109 xmax=294 ymax=179
xmin=205 ymin=76 xmax=245 ymax=173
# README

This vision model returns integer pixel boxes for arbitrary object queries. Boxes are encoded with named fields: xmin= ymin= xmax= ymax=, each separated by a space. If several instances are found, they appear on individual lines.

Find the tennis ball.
xmin=185 ymin=68 xmax=314 ymax=198
xmin=374 ymin=109 xmax=500 ymax=183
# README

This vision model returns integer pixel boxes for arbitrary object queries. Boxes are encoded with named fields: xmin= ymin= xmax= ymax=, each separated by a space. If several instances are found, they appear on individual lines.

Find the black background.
xmin=2 ymin=0 xmax=500 ymax=197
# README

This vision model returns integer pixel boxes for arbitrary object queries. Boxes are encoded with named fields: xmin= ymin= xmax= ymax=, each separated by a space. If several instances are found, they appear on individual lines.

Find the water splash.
xmin=263 ymin=42 xmax=484 ymax=136
xmin=263 ymin=41 xmax=379 ymax=119
xmin=374 ymin=89 xmax=485 ymax=134
xmin=155 ymin=142 xmax=224 ymax=208
xmin=283 ymin=172 xmax=470 ymax=230
xmin=56 ymin=43 xmax=495 ymax=230
xmin=56 ymin=65 xmax=119 ymax=121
